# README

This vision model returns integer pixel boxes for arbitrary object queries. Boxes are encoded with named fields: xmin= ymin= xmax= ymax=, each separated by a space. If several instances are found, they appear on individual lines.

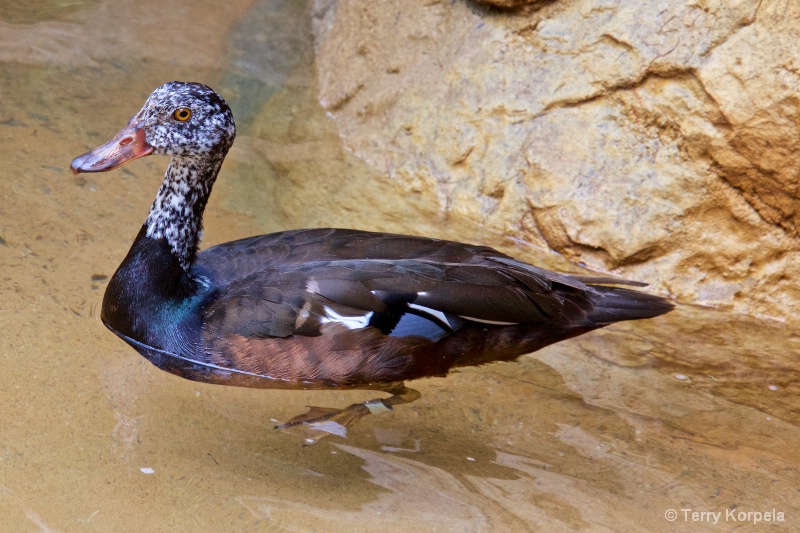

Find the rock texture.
xmin=311 ymin=0 xmax=800 ymax=321
xmin=473 ymin=0 xmax=546 ymax=9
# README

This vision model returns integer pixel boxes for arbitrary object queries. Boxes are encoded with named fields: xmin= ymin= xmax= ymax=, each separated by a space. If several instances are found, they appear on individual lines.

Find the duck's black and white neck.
xmin=145 ymin=155 xmax=221 ymax=271
xmin=71 ymin=81 xmax=236 ymax=273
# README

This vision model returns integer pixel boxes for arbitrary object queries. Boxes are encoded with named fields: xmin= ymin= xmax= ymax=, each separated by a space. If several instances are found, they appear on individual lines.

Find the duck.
xmin=71 ymin=82 xmax=673 ymax=443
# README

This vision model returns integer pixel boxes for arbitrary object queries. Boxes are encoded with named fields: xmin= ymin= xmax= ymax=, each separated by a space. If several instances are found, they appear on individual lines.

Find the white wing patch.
xmin=320 ymin=306 xmax=373 ymax=330
xmin=408 ymin=303 xmax=451 ymax=328
xmin=459 ymin=315 xmax=518 ymax=326
xmin=306 ymin=279 xmax=320 ymax=294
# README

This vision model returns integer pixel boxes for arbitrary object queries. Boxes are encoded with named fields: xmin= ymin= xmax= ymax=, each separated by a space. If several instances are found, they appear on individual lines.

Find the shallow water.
xmin=0 ymin=1 xmax=798 ymax=531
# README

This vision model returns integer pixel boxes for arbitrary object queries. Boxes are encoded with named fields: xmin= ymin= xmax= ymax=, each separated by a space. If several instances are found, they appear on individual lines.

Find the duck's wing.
xmin=197 ymin=228 xmax=673 ymax=340
xmin=198 ymin=244 xmax=604 ymax=344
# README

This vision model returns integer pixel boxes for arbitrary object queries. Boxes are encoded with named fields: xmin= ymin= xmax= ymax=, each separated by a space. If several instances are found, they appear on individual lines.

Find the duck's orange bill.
xmin=70 ymin=124 xmax=154 ymax=175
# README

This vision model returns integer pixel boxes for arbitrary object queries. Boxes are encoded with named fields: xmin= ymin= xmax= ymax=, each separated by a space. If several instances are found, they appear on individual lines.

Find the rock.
xmin=311 ymin=0 xmax=800 ymax=322
xmin=472 ymin=0 xmax=545 ymax=9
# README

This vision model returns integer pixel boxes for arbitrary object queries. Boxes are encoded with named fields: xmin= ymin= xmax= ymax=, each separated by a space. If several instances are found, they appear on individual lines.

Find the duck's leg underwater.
xmin=276 ymin=383 xmax=421 ymax=445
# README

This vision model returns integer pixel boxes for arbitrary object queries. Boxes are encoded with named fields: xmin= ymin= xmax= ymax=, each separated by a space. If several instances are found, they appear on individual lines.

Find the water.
xmin=0 ymin=1 xmax=798 ymax=531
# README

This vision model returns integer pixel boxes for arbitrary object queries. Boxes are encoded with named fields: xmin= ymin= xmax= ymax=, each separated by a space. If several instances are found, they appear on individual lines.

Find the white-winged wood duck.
xmin=71 ymin=82 xmax=673 ymax=443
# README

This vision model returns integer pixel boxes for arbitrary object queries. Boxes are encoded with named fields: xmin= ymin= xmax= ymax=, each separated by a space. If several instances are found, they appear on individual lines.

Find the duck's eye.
xmin=172 ymin=108 xmax=192 ymax=122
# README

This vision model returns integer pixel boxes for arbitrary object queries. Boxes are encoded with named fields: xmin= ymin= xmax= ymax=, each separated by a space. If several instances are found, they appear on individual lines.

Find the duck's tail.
xmin=586 ymin=285 xmax=674 ymax=325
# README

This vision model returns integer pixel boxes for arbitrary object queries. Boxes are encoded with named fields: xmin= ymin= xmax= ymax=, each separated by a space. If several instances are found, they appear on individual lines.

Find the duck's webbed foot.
xmin=275 ymin=383 xmax=421 ymax=445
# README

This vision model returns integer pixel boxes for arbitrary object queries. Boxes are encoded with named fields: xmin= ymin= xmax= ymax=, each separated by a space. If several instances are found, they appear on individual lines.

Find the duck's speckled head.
xmin=71 ymin=81 xmax=236 ymax=174
xmin=134 ymin=81 xmax=235 ymax=159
